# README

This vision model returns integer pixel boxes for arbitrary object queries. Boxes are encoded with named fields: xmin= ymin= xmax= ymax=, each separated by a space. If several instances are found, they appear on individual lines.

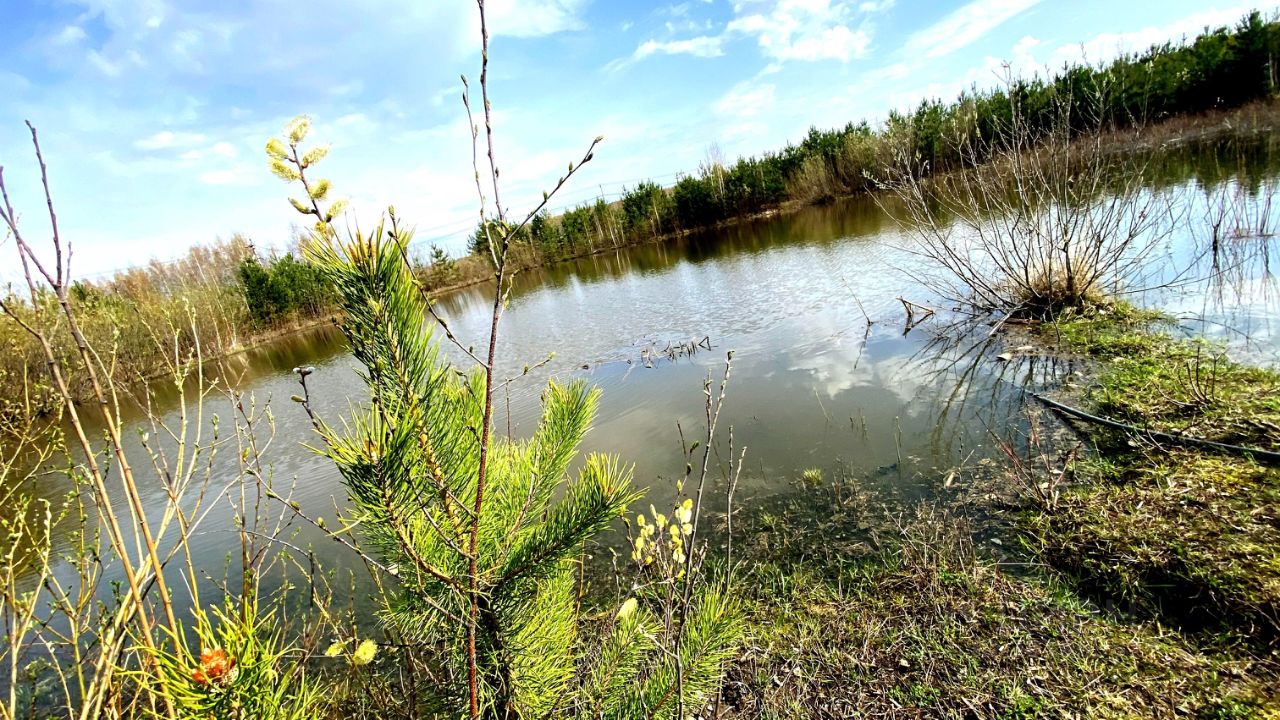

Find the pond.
xmin=16 ymin=137 xmax=1280 ymax=621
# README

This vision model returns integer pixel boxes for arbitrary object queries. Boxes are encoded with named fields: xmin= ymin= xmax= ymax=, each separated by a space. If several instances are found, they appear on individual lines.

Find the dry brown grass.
xmin=1107 ymin=97 xmax=1280 ymax=153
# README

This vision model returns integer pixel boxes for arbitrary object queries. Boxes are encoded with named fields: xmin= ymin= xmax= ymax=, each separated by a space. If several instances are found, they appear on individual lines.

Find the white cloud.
xmin=52 ymin=25 xmax=87 ymax=46
xmin=0 ymin=71 xmax=31 ymax=95
xmin=606 ymin=34 xmax=724 ymax=72
xmin=170 ymin=29 xmax=203 ymax=63
xmin=636 ymin=36 xmax=726 ymax=59
xmin=785 ymin=24 xmax=869 ymax=62
xmin=904 ymin=0 xmax=1041 ymax=59
xmin=486 ymin=0 xmax=589 ymax=37
xmin=867 ymin=62 xmax=910 ymax=83
xmin=134 ymin=130 xmax=208 ymax=151
xmin=210 ymin=141 xmax=237 ymax=158
xmin=50 ymin=0 xmax=555 ymax=101
xmin=858 ymin=0 xmax=895 ymax=12
xmin=728 ymin=0 xmax=873 ymax=62
xmin=1039 ymin=5 xmax=1258 ymax=71
xmin=87 ymin=50 xmax=123 ymax=77
xmin=713 ymin=80 xmax=778 ymax=144
xmin=715 ymin=81 xmax=777 ymax=118
xmin=429 ymin=86 xmax=460 ymax=108
xmin=334 ymin=113 xmax=374 ymax=129
xmin=621 ymin=0 xmax=878 ymax=70
xmin=198 ymin=168 xmax=241 ymax=185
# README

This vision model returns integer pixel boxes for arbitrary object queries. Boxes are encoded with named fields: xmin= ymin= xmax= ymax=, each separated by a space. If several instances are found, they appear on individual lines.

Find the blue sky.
xmin=0 ymin=0 xmax=1274 ymax=278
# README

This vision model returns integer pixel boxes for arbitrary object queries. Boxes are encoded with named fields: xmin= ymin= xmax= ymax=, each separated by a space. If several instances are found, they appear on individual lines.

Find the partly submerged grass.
xmin=711 ymin=301 xmax=1280 ymax=717
xmin=1025 ymin=302 xmax=1280 ymax=653
xmin=1040 ymin=301 xmax=1172 ymax=357
xmin=715 ymin=300 xmax=1280 ymax=717
xmin=728 ymin=507 xmax=1275 ymax=719
xmin=1043 ymin=302 xmax=1280 ymax=451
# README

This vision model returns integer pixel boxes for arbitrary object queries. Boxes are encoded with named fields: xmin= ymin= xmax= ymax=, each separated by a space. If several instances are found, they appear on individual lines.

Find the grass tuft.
xmin=1041 ymin=301 xmax=1171 ymax=357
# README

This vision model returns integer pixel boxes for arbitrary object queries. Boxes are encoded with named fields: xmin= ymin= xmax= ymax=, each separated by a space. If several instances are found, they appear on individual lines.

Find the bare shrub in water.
xmin=880 ymin=74 xmax=1177 ymax=317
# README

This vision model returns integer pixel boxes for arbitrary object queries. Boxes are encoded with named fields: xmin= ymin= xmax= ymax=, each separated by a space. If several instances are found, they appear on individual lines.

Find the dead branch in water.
xmin=1032 ymin=392 xmax=1280 ymax=465
xmin=897 ymin=297 xmax=936 ymax=333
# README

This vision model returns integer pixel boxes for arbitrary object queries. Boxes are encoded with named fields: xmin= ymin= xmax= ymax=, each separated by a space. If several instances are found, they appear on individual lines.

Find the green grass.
xmin=1026 ymin=452 xmax=1280 ymax=648
xmin=726 ymin=507 xmax=1274 ymax=719
xmin=710 ymin=301 xmax=1280 ymax=718
xmin=1095 ymin=351 xmax=1280 ymax=450
xmin=1040 ymin=301 xmax=1172 ymax=357
xmin=1024 ymin=302 xmax=1280 ymax=652
xmin=1043 ymin=301 xmax=1280 ymax=451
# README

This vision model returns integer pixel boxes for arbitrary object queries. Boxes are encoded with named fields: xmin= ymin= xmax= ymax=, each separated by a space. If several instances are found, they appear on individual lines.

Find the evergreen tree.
xmin=528 ymin=211 xmax=561 ymax=255
xmin=305 ymin=225 xmax=638 ymax=714
xmin=427 ymin=243 xmax=459 ymax=287
xmin=238 ymin=257 xmax=287 ymax=325
xmin=269 ymin=110 xmax=744 ymax=718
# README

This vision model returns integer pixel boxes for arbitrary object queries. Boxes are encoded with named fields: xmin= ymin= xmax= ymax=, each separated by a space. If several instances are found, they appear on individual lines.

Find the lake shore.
xmin=722 ymin=302 xmax=1280 ymax=716
xmin=6 ymin=97 xmax=1276 ymax=431
xmin=416 ymin=98 xmax=1280 ymax=301
xmin=203 ymin=96 xmax=1280 ymax=360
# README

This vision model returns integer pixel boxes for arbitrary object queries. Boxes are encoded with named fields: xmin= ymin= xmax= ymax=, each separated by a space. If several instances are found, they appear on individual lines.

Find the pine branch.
xmin=492 ymin=381 xmax=598 ymax=564
xmin=581 ymin=608 xmax=656 ymax=718
xmin=497 ymin=455 xmax=637 ymax=586
xmin=621 ymin=587 xmax=742 ymax=720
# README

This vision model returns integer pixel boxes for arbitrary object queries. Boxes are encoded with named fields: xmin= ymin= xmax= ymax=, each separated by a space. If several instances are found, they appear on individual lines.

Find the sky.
xmin=0 ymin=0 xmax=1275 ymax=279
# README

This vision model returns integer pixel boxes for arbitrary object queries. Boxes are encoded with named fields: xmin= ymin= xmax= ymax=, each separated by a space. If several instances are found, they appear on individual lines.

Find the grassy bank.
xmin=703 ymin=303 xmax=1280 ymax=717
xmin=427 ymin=93 xmax=1280 ymax=304
xmin=451 ymin=11 xmax=1280 ymax=271
xmin=1020 ymin=306 xmax=1280 ymax=654
xmin=722 ymin=497 xmax=1276 ymax=717
xmin=0 ymin=237 xmax=253 ymax=423
xmin=0 ymin=235 xmax=343 ymax=424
